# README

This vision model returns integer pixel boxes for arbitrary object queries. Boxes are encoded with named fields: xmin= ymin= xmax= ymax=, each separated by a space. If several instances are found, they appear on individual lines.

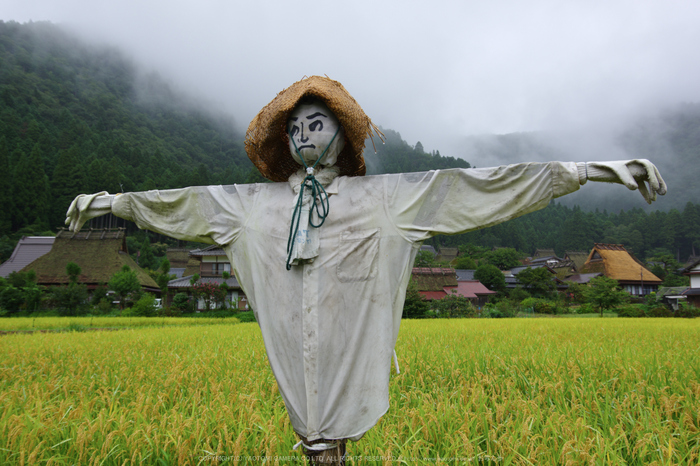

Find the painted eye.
xmin=309 ymin=120 xmax=323 ymax=132
xmin=289 ymin=126 xmax=299 ymax=138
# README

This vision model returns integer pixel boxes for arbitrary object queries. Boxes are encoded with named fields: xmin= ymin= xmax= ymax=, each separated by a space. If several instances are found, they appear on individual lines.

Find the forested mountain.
xmin=0 ymin=20 xmax=253 ymax=235
xmin=0 ymin=20 xmax=470 ymax=240
xmin=427 ymin=200 xmax=700 ymax=262
xmin=456 ymin=104 xmax=700 ymax=212
xmin=364 ymin=129 xmax=470 ymax=174
xmin=1 ymin=20 xmax=699 ymax=265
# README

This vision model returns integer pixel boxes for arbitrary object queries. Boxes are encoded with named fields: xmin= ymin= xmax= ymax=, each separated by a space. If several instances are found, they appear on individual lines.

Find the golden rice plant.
xmin=0 ymin=318 xmax=698 ymax=465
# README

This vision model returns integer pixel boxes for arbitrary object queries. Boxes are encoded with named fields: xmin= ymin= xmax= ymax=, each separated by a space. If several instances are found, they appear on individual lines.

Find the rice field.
xmin=1 ymin=318 xmax=698 ymax=465
xmin=0 ymin=316 xmax=240 ymax=332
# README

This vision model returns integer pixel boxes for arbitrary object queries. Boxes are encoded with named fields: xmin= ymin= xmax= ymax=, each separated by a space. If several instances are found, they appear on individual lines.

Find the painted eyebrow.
xmin=306 ymin=112 xmax=327 ymax=119
xmin=289 ymin=116 xmax=298 ymax=121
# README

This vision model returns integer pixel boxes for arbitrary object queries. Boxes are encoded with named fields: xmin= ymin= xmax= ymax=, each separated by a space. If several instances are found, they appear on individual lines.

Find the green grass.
xmin=1 ymin=319 xmax=698 ymax=464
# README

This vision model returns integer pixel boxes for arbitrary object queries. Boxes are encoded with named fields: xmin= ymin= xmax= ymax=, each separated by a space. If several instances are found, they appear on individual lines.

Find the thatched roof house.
xmin=579 ymin=243 xmax=661 ymax=296
xmin=565 ymin=251 xmax=590 ymax=272
xmin=436 ymin=247 xmax=459 ymax=263
xmin=412 ymin=267 xmax=457 ymax=295
xmin=411 ymin=267 xmax=495 ymax=306
xmin=21 ymin=228 xmax=160 ymax=293
xmin=165 ymin=248 xmax=200 ymax=278
xmin=533 ymin=248 xmax=557 ymax=259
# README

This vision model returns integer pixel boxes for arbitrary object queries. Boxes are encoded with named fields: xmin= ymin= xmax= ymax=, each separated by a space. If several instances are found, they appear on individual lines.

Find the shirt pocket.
xmin=336 ymin=228 xmax=380 ymax=283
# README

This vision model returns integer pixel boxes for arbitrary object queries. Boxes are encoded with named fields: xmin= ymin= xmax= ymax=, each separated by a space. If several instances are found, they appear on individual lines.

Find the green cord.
xmin=285 ymin=126 xmax=341 ymax=270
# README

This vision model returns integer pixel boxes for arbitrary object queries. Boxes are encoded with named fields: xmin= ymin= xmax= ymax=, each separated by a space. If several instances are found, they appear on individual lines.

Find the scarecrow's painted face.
xmin=288 ymin=100 xmax=345 ymax=167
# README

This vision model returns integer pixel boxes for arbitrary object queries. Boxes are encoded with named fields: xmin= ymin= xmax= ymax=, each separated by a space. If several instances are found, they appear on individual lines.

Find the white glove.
xmin=577 ymin=159 xmax=667 ymax=204
xmin=65 ymin=192 xmax=114 ymax=232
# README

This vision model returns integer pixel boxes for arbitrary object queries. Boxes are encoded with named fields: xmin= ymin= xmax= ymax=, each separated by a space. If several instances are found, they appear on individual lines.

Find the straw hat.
xmin=245 ymin=76 xmax=383 ymax=182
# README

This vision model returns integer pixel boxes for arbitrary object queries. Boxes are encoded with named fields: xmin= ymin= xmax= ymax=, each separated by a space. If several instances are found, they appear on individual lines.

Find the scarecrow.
xmin=66 ymin=76 xmax=667 ymax=463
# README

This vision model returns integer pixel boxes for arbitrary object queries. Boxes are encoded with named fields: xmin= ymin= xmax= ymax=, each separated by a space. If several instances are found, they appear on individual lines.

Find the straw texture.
xmin=581 ymin=243 xmax=661 ymax=283
xmin=245 ymin=76 xmax=383 ymax=182
xmin=20 ymin=229 xmax=160 ymax=290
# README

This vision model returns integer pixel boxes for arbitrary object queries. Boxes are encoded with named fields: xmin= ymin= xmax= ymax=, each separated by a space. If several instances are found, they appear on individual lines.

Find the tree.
xmin=414 ymin=250 xmax=437 ymax=267
xmin=0 ymin=271 xmax=42 ymax=313
xmin=564 ymin=281 xmax=587 ymax=304
xmin=560 ymin=206 xmax=593 ymax=252
xmin=51 ymin=283 xmax=88 ymax=316
xmin=662 ymin=273 xmax=689 ymax=287
xmin=172 ymin=292 xmax=192 ymax=313
xmin=137 ymin=237 xmax=158 ymax=271
xmin=484 ymin=248 xmax=522 ymax=270
xmin=515 ymin=267 xmax=556 ymax=298
xmin=0 ymin=236 xmax=15 ymax=264
xmin=0 ymin=137 xmax=11 ymax=233
xmin=124 ymin=293 xmax=158 ymax=317
xmin=51 ymin=262 xmax=89 ymax=316
xmin=215 ymin=283 xmax=229 ymax=309
xmin=584 ymin=276 xmax=630 ymax=317
xmin=108 ymin=265 xmax=141 ymax=309
xmin=12 ymin=143 xmax=50 ymax=229
xmin=148 ymin=257 xmax=174 ymax=296
xmin=0 ymin=284 xmax=25 ymax=313
xmin=402 ymin=279 xmax=429 ymax=318
xmin=452 ymin=256 xmax=477 ymax=269
xmin=192 ymin=282 xmax=219 ymax=311
xmin=66 ymin=262 xmax=82 ymax=284
xmin=474 ymin=264 xmax=506 ymax=293
xmin=646 ymin=249 xmax=685 ymax=286
xmin=433 ymin=292 xmax=476 ymax=318
xmin=160 ymin=257 xmax=171 ymax=275
xmin=50 ymin=145 xmax=87 ymax=228
xmin=508 ymin=286 xmax=530 ymax=302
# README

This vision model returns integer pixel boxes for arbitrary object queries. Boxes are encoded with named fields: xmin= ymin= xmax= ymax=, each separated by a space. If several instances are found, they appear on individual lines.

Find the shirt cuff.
xmin=576 ymin=162 xmax=588 ymax=185
xmin=552 ymin=162 xmax=582 ymax=198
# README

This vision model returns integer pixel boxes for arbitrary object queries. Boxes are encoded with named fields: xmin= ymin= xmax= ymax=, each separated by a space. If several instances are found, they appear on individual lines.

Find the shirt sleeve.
xmin=387 ymin=162 xmax=581 ymax=243
xmin=111 ymin=185 xmax=247 ymax=246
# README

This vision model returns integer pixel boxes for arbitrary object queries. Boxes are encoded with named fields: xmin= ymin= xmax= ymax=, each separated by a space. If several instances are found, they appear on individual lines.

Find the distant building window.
xmin=624 ymin=284 xmax=657 ymax=296
xmin=214 ymin=263 xmax=231 ymax=275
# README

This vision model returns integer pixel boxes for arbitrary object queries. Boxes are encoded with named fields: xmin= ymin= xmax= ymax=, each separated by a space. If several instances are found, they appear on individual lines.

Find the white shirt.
xmin=111 ymin=162 xmax=581 ymax=441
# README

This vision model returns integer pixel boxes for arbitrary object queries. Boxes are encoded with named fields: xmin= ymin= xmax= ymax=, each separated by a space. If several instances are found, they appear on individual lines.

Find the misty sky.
xmin=5 ymin=0 xmax=700 ymax=163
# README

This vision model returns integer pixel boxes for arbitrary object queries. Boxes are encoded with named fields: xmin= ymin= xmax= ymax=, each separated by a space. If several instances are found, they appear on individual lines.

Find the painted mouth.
xmin=297 ymin=145 xmax=316 ymax=151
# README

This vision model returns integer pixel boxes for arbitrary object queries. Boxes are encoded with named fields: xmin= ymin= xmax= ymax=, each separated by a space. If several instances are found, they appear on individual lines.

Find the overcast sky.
xmin=5 ymin=0 xmax=700 ymax=161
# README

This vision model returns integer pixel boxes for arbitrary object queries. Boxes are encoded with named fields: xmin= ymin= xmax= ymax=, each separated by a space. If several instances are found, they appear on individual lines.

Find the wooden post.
xmin=300 ymin=437 xmax=347 ymax=465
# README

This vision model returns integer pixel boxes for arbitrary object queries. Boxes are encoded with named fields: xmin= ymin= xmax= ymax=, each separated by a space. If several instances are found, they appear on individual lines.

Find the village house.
xmin=166 ymin=245 xmax=247 ymax=310
xmin=0 ymin=236 xmax=55 ymax=278
xmin=412 ymin=267 xmax=495 ymax=308
xmin=681 ymin=258 xmax=700 ymax=307
xmin=18 ymin=228 xmax=160 ymax=295
xmin=435 ymin=247 xmax=459 ymax=264
xmin=528 ymin=249 xmax=561 ymax=268
xmin=524 ymin=249 xmax=597 ymax=284
xmin=503 ymin=264 xmax=569 ymax=292
xmin=578 ymin=243 xmax=661 ymax=296
xmin=165 ymin=248 xmax=200 ymax=278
